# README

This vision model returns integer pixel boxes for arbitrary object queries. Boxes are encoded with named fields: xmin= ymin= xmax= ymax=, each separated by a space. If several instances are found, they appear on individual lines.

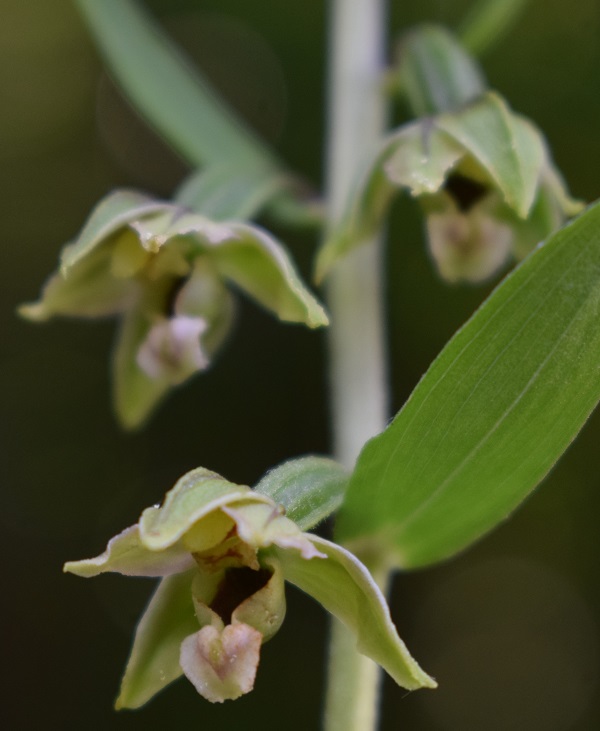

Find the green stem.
xmin=459 ymin=0 xmax=530 ymax=56
xmin=323 ymin=1 xmax=390 ymax=730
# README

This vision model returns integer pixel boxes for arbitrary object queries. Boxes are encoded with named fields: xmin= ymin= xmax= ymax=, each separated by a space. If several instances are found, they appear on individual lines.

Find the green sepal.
xmin=63 ymin=523 xmax=193 ymax=578
xmin=139 ymin=467 xmax=271 ymax=551
xmin=273 ymin=536 xmax=436 ymax=691
xmin=396 ymin=24 xmax=487 ymax=116
xmin=115 ymin=570 xmax=198 ymax=709
xmin=337 ymin=201 xmax=600 ymax=568
xmin=61 ymin=190 xmax=174 ymax=272
xmin=433 ymin=92 xmax=544 ymax=218
xmin=112 ymin=287 xmax=178 ymax=431
xmin=254 ymin=456 xmax=348 ymax=530
xmin=211 ymin=223 xmax=329 ymax=327
xmin=19 ymin=245 xmax=133 ymax=321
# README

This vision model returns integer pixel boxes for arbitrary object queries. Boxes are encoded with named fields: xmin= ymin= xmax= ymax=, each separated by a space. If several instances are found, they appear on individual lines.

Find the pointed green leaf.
xmin=460 ymin=0 xmax=531 ymax=57
xmin=116 ymin=570 xmax=198 ymax=709
xmin=63 ymin=523 xmax=193 ymax=578
xmin=175 ymin=163 xmax=290 ymax=222
xmin=436 ymin=93 xmax=545 ymax=217
xmin=274 ymin=536 xmax=436 ymax=690
xmin=254 ymin=456 xmax=348 ymax=531
xmin=139 ymin=467 xmax=271 ymax=551
xmin=74 ymin=0 xmax=275 ymax=172
xmin=398 ymin=25 xmax=487 ymax=116
xmin=337 ymin=202 xmax=600 ymax=568
xmin=212 ymin=224 xmax=329 ymax=327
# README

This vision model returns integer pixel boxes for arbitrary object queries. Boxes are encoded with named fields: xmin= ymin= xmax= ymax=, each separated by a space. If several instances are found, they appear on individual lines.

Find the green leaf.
xmin=459 ymin=0 xmax=531 ymax=57
xmin=74 ymin=0 xmax=275 ymax=172
xmin=436 ymin=93 xmax=545 ymax=217
xmin=212 ymin=224 xmax=329 ymax=327
xmin=175 ymin=163 xmax=291 ymax=221
xmin=274 ymin=536 xmax=436 ymax=690
xmin=337 ymin=202 xmax=600 ymax=569
xmin=254 ymin=456 xmax=348 ymax=531
xmin=116 ymin=570 xmax=198 ymax=709
xmin=63 ymin=523 xmax=193 ymax=578
xmin=398 ymin=25 xmax=487 ymax=116
xmin=139 ymin=467 xmax=270 ymax=551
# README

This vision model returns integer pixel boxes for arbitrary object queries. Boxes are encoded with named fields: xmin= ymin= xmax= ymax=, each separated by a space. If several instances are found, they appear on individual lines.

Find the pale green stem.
xmin=323 ymin=1 xmax=391 ymax=730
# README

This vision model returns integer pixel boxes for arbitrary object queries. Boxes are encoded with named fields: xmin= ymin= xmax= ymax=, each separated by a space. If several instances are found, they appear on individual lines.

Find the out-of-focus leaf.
xmin=74 ymin=0 xmax=276 ymax=171
xmin=337 ymin=202 xmax=600 ymax=568
xmin=397 ymin=25 xmax=487 ymax=116
xmin=460 ymin=0 xmax=531 ymax=56
xmin=254 ymin=456 xmax=348 ymax=530
xmin=175 ymin=164 xmax=292 ymax=221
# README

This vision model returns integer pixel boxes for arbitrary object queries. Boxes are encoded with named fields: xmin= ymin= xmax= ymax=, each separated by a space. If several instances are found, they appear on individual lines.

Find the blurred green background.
xmin=2 ymin=1 xmax=599 ymax=729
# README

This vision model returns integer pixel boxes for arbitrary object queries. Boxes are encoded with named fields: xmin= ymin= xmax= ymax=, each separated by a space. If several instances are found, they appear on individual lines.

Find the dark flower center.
xmin=444 ymin=173 xmax=488 ymax=212
xmin=210 ymin=567 xmax=272 ymax=624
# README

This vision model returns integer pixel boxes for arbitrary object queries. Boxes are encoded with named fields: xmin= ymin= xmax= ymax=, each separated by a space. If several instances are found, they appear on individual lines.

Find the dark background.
xmin=2 ymin=1 xmax=599 ymax=729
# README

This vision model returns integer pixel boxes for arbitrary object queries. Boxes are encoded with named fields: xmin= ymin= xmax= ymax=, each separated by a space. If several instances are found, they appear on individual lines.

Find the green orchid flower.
xmin=317 ymin=93 xmax=581 ymax=285
xmin=64 ymin=457 xmax=435 ymax=707
xmin=20 ymin=190 xmax=328 ymax=428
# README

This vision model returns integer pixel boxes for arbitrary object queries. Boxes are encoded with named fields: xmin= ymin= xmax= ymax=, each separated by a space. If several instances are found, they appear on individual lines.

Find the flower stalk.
xmin=323 ymin=0 xmax=391 ymax=729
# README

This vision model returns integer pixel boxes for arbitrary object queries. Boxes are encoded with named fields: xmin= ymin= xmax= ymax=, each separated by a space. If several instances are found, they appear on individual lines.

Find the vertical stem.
xmin=323 ymin=1 xmax=389 ymax=730
xmin=325 ymin=0 xmax=388 ymax=470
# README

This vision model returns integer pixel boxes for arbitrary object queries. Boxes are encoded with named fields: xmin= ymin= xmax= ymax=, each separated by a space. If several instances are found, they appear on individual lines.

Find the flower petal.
xmin=222 ymin=503 xmax=325 ymax=560
xmin=116 ymin=570 xmax=198 ymax=709
xmin=209 ymin=223 xmax=329 ymax=328
xmin=61 ymin=189 xmax=175 ymax=272
xmin=174 ymin=257 xmax=236 ymax=359
xmin=436 ymin=93 xmax=545 ymax=218
xmin=274 ymin=535 xmax=437 ymax=691
xmin=180 ymin=623 xmax=262 ymax=703
xmin=63 ymin=521 xmax=194 ymax=578
xmin=112 ymin=292 xmax=176 ymax=430
xmin=136 ymin=315 xmax=209 ymax=383
xmin=384 ymin=122 xmax=464 ymax=197
xmin=139 ymin=467 xmax=272 ymax=551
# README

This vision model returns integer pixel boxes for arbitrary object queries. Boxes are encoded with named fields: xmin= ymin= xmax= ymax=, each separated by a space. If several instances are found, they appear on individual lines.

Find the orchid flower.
xmin=64 ymin=457 xmax=436 ymax=706
xmin=21 ymin=190 xmax=328 ymax=428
